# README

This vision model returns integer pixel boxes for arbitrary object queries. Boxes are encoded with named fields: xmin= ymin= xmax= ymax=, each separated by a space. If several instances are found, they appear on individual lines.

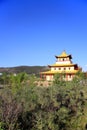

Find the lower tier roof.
xmin=40 ymin=70 xmax=79 ymax=74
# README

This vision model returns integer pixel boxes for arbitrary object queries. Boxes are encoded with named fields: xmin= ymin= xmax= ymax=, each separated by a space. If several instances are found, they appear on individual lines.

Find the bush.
xmin=0 ymin=72 xmax=87 ymax=130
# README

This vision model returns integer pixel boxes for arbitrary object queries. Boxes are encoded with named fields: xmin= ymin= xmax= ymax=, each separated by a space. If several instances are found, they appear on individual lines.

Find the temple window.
xmin=69 ymin=67 xmax=70 ymax=70
xmin=59 ymin=68 xmax=61 ymax=70
xmin=69 ymin=74 xmax=71 ymax=78
xmin=63 ymin=58 xmax=64 ymax=61
xmin=64 ymin=68 xmax=66 ymax=70
xmin=56 ymin=68 xmax=58 ymax=70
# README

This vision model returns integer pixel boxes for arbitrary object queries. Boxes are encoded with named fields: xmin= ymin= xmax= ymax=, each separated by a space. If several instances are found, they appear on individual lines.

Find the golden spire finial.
xmin=60 ymin=50 xmax=67 ymax=57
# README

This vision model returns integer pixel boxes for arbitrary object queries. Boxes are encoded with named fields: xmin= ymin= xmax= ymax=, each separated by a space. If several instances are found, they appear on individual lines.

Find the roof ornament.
xmin=60 ymin=50 xmax=67 ymax=56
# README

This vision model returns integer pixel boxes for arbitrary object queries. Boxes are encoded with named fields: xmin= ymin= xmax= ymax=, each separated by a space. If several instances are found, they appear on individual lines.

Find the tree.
xmin=53 ymin=73 xmax=66 ymax=87
xmin=0 ymin=89 xmax=23 ymax=130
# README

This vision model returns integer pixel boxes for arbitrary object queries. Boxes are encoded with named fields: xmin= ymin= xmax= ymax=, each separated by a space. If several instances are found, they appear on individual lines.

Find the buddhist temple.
xmin=40 ymin=51 xmax=82 ymax=81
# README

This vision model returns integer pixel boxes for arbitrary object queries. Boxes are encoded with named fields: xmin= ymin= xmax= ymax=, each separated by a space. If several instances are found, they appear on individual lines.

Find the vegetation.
xmin=0 ymin=71 xmax=87 ymax=130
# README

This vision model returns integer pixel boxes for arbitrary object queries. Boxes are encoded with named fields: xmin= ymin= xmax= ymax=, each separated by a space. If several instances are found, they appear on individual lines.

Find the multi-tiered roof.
xmin=40 ymin=51 xmax=81 ymax=81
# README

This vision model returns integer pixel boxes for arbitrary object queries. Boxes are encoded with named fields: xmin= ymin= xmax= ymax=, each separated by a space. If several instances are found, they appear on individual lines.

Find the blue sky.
xmin=0 ymin=0 xmax=87 ymax=71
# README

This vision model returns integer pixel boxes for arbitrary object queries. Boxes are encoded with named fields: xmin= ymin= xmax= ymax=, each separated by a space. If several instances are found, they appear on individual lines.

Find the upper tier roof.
xmin=55 ymin=51 xmax=72 ymax=59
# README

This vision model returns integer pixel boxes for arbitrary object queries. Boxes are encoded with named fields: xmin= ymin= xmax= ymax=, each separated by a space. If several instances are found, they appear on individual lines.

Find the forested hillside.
xmin=0 ymin=66 xmax=49 ymax=75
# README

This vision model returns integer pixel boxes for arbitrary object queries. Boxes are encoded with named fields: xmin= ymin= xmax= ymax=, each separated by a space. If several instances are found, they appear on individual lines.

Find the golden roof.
xmin=48 ymin=63 xmax=77 ymax=67
xmin=56 ymin=51 xmax=72 ymax=58
xmin=59 ymin=51 xmax=68 ymax=56
xmin=40 ymin=70 xmax=79 ymax=74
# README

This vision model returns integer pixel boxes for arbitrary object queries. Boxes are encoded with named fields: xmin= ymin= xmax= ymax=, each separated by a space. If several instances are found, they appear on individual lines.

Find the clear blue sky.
xmin=0 ymin=0 xmax=87 ymax=71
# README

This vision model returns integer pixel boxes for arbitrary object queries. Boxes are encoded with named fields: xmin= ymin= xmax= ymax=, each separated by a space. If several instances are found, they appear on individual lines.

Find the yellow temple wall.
xmin=46 ymin=74 xmax=75 ymax=81
xmin=56 ymin=60 xmax=71 ymax=64
xmin=57 ymin=57 xmax=69 ymax=61
xmin=51 ymin=66 xmax=74 ymax=71
xmin=46 ymin=75 xmax=53 ymax=81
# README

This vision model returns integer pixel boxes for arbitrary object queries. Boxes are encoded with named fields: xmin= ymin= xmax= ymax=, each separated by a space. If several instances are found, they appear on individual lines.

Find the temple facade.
xmin=40 ymin=51 xmax=82 ymax=81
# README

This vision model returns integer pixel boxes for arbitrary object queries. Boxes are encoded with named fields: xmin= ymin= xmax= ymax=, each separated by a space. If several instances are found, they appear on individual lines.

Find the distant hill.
xmin=0 ymin=66 xmax=49 ymax=76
